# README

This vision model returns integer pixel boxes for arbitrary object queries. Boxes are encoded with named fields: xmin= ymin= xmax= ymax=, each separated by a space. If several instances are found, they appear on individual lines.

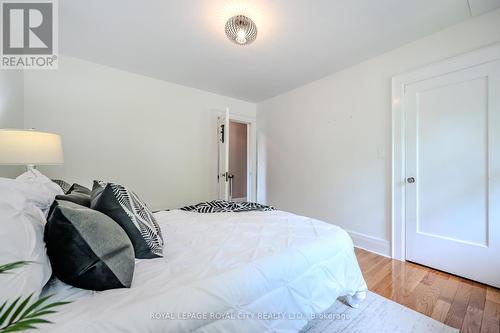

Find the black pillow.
xmin=68 ymin=183 xmax=91 ymax=195
xmin=55 ymin=183 xmax=92 ymax=207
xmin=91 ymin=180 xmax=107 ymax=202
xmin=91 ymin=181 xmax=164 ymax=259
xmin=55 ymin=193 xmax=91 ymax=207
xmin=45 ymin=200 xmax=135 ymax=290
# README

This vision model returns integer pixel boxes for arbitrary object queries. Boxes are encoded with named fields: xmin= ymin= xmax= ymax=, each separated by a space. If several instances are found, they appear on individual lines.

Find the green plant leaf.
xmin=19 ymin=295 xmax=52 ymax=318
xmin=0 ymin=262 xmax=30 ymax=275
xmin=0 ymin=316 xmax=52 ymax=332
xmin=0 ymin=297 xmax=20 ymax=326
xmin=24 ymin=310 xmax=57 ymax=319
xmin=0 ymin=302 xmax=6 ymax=316
xmin=0 ymin=263 xmax=71 ymax=332
xmin=33 ymin=301 xmax=70 ymax=313
xmin=0 ymin=295 xmax=70 ymax=332
xmin=1 ymin=325 xmax=36 ymax=333
xmin=17 ymin=318 xmax=50 ymax=325
xmin=7 ymin=295 xmax=32 ymax=325
xmin=2 ymin=317 xmax=50 ymax=332
xmin=1 ymin=323 xmax=36 ymax=333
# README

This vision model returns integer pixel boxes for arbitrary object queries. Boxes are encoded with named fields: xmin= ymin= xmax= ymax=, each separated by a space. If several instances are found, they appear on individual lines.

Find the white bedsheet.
xmin=41 ymin=210 xmax=367 ymax=333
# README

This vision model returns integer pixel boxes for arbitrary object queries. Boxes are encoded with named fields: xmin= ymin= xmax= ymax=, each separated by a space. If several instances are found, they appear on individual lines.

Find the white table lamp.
xmin=0 ymin=129 xmax=64 ymax=171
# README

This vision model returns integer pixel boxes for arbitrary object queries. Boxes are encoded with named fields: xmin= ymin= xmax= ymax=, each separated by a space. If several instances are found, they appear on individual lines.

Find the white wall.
xmin=24 ymin=57 xmax=256 ymax=210
xmin=257 ymin=9 xmax=500 ymax=255
xmin=0 ymin=70 xmax=24 ymax=178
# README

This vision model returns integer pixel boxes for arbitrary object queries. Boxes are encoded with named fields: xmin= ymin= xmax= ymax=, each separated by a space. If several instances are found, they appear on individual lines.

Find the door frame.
xmin=221 ymin=112 xmax=257 ymax=202
xmin=391 ymin=43 xmax=500 ymax=261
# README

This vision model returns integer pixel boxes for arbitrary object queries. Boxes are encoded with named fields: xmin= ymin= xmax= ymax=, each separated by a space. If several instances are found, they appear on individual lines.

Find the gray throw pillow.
xmin=45 ymin=200 xmax=135 ymax=290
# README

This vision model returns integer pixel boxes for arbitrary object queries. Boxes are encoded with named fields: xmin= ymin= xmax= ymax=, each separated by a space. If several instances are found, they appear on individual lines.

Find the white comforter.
xmin=41 ymin=210 xmax=367 ymax=333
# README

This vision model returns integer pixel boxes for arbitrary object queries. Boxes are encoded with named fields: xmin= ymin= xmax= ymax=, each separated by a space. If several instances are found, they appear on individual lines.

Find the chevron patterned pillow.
xmin=51 ymin=179 xmax=71 ymax=194
xmin=91 ymin=181 xmax=164 ymax=259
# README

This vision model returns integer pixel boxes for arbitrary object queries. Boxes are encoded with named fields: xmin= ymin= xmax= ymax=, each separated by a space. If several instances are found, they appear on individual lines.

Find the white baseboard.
xmin=232 ymin=197 xmax=247 ymax=202
xmin=346 ymin=230 xmax=391 ymax=258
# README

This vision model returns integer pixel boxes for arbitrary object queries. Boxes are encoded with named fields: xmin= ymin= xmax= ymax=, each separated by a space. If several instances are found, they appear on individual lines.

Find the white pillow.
xmin=0 ymin=169 xmax=64 ymax=217
xmin=0 ymin=189 xmax=52 ymax=301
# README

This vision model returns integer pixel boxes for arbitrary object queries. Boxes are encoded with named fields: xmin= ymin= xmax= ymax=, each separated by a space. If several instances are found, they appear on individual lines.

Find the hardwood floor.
xmin=355 ymin=248 xmax=500 ymax=333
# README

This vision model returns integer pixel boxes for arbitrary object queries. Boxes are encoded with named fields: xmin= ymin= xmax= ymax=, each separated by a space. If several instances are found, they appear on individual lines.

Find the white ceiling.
xmin=60 ymin=0 xmax=500 ymax=102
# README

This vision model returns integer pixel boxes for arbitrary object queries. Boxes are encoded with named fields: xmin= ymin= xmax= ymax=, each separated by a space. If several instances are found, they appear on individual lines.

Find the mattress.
xmin=41 ymin=209 xmax=367 ymax=333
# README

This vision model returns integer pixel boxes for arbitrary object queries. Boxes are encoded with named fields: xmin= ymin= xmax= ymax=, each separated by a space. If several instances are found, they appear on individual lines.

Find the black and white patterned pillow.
xmin=181 ymin=200 xmax=275 ymax=213
xmin=91 ymin=181 xmax=164 ymax=259
xmin=52 ymin=179 xmax=72 ymax=194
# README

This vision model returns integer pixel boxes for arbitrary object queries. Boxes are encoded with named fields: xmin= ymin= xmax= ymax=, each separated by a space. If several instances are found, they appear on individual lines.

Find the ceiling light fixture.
xmin=225 ymin=15 xmax=257 ymax=46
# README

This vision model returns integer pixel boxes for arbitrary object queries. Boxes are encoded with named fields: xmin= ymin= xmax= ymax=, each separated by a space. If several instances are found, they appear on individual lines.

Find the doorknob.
xmin=228 ymin=174 xmax=234 ymax=201
xmin=407 ymin=177 xmax=415 ymax=183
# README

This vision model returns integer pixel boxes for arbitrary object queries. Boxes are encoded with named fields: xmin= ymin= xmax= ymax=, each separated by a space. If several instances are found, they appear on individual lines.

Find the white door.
xmin=405 ymin=59 xmax=500 ymax=288
xmin=217 ymin=107 xmax=231 ymax=200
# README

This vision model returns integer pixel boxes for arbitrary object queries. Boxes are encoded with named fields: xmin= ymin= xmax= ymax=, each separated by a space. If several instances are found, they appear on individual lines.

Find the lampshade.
xmin=0 ymin=129 xmax=64 ymax=165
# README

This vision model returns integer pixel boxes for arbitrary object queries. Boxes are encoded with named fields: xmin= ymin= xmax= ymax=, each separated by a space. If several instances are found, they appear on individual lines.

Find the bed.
xmin=40 ymin=209 xmax=367 ymax=333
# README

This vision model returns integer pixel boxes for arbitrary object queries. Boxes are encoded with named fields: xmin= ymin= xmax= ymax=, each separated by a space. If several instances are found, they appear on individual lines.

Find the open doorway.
xmin=229 ymin=121 xmax=248 ymax=201
xmin=217 ymin=108 xmax=255 ymax=202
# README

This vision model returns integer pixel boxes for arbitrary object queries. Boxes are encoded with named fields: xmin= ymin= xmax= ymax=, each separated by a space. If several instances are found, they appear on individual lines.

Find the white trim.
xmin=232 ymin=197 xmax=247 ymax=202
xmin=347 ymin=230 xmax=391 ymax=258
xmin=391 ymin=43 xmax=500 ymax=261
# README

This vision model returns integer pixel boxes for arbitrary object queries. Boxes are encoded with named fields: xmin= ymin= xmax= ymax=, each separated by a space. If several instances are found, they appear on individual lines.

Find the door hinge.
xmin=220 ymin=124 xmax=225 ymax=143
